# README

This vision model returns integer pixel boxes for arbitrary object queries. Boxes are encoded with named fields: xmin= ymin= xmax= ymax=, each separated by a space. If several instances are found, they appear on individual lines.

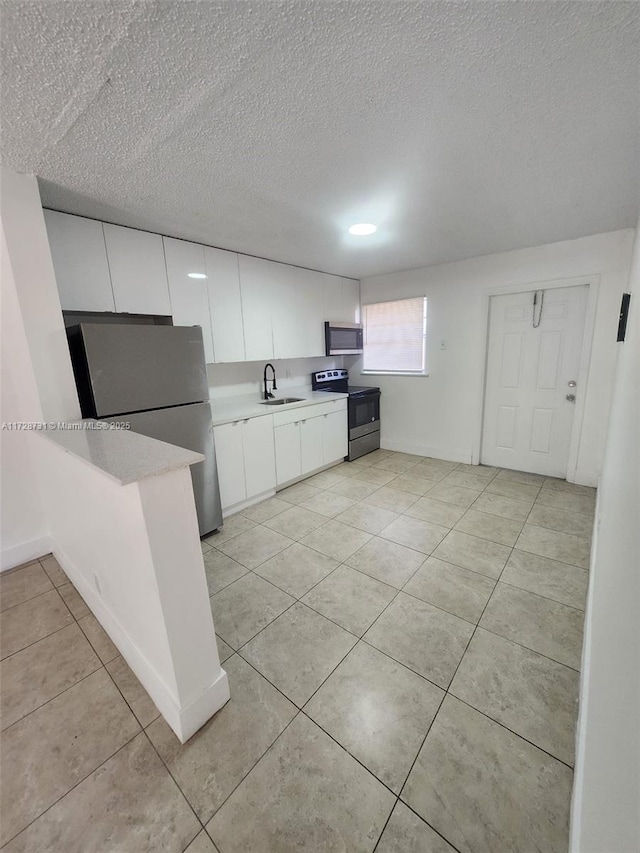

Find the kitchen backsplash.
xmin=207 ymin=356 xmax=344 ymax=400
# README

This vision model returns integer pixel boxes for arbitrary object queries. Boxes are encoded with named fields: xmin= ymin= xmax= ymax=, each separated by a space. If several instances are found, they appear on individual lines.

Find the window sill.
xmin=360 ymin=371 xmax=429 ymax=377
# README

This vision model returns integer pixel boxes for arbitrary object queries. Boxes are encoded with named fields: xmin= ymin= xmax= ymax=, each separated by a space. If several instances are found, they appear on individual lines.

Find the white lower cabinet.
xmin=213 ymin=421 xmax=246 ymax=509
xmin=274 ymin=422 xmax=302 ymax=485
xmin=322 ymin=409 xmax=348 ymax=463
xmin=300 ymin=415 xmax=324 ymax=473
xmin=273 ymin=400 xmax=347 ymax=486
xmin=242 ymin=416 xmax=276 ymax=497
xmin=213 ymin=416 xmax=276 ymax=511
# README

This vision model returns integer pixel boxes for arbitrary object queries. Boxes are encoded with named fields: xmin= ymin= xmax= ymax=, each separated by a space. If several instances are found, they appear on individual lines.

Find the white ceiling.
xmin=1 ymin=1 xmax=638 ymax=279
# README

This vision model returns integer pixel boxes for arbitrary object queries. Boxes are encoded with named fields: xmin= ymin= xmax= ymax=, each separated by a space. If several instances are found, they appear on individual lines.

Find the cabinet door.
xmin=300 ymin=269 xmax=327 ymax=357
xmin=213 ymin=422 xmax=246 ymax=509
xmin=271 ymin=263 xmax=299 ymax=360
xmin=273 ymin=266 xmax=325 ymax=359
xmin=323 ymin=274 xmax=344 ymax=322
xmin=300 ymin=416 xmax=324 ymax=474
xmin=342 ymin=278 xmax=361 ymax=324
xmin=43 ymin=210 xmax=114 ymax=311
xmin=323 ymin=275 xmax=360 ymax=324
xmin=238 ymin=255 xmax=275 ymax=361
xmin=104 ymin=223 xmax=171 ymax=315
xmin=274 ymin=422 xmax=301 ymax=485
xmin=164 ymin=237 xmax=214 ymax=363
xmin=205 ymin=247 xmax=245 ymax=363
xmin=242 ymin=416 xmax=276 ymax=497
xmin=322 ymin=409 xmax=348 ymax=464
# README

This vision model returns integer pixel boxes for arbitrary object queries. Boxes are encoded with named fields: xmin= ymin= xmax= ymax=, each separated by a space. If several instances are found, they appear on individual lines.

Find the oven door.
xmin=349 ymin=391 xmax=380 ymax=439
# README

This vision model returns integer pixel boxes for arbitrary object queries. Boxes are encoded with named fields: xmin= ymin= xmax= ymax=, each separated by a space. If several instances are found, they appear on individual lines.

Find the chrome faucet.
xmin=263 ymin=363 xmax=277 ymax=400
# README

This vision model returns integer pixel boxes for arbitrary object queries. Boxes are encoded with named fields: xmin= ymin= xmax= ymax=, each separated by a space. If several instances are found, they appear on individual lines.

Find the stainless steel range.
xmin=311 ymin=369 xmax=381 ymax=461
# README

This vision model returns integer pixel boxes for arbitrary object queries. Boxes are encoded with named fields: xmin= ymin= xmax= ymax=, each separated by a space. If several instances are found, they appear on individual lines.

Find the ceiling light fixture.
xmin=348 ymin=223 xmax=377 ymax=236
xmin=187 ymin=272 xmax=208 ymax=279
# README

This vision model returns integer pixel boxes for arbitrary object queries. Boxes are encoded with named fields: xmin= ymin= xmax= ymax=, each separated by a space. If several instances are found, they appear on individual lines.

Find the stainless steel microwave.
xmin=325 ymin=322 xmax=363 ymax=355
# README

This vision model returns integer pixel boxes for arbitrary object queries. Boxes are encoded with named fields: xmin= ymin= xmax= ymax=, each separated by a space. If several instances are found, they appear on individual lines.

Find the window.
xmin=362 ymin=296 xmax=427 ymax=375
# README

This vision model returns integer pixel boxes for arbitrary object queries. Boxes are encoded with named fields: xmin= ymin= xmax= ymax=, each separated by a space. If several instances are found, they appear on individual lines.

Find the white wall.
xmin=0 ymin=228 xmax=48 ymax=566
xmin=352 ymin=229 xmax=635 ymax=484
xmin=0 ymin=168 xmax=80 ymax=568
xmin=571 ymin=222 xmax=639 ymax=852
xmin=0 ymin=170 xmax=80 ymax=423
xmin=37 ymin=435 xmax=229 ymax=742
xmin=207 ymin=355 xmax=343 ymax=400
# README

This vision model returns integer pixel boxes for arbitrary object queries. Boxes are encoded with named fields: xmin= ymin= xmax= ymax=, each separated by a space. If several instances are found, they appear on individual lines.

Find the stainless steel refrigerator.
xmin=67 ymin=322 xmax=223 ymax=536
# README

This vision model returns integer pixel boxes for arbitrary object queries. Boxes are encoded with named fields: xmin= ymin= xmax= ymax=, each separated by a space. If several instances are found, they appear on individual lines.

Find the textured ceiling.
xmin=1 ymin=1 xmax=638 ymax=278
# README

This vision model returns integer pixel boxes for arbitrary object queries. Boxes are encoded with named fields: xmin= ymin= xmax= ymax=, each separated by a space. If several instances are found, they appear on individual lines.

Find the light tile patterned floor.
xmin=0 ymin=452 xmax=594 ymax=852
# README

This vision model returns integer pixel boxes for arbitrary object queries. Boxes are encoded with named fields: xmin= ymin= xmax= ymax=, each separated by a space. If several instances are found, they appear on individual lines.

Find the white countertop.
xmin=209 ymin=388 xmax=348 ymax=426
xmin=39 ymin=420 xmax=204 ymax=486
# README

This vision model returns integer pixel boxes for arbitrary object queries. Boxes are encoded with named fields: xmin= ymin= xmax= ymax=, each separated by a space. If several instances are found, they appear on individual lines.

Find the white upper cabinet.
xmin=297 ymin=268 xmax=326 ymax=357
xmin=342 ymin=277 xmax=361 ymax=323
xmin=272 ymin=265 xmax=325 ymax=359
xmin=45 ymin=208 xmax=355 ymax=359
xmin=103 ymin=223 xmax=171 ymax=315
xmin=323 ymin=275 xmax=360 ymax=324
xmin=238 ymin=255 xmax=275 ymax=361
xmin=323 ymin=274 xmax=343 ymax=323
xmin=163 ymin=237 xmax=214 ymax=363
xmin=205 ymin=247 xmax=245 ymax=363
xmin=44 ymin=210 xmax=115 ymax=312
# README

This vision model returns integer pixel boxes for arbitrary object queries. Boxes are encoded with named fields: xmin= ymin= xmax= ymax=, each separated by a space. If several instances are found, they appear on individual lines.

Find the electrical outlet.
xmin=94 ymin=573 xmax=102 ymax=595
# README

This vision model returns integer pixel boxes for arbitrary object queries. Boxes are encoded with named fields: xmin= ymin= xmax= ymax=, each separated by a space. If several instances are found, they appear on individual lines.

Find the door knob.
xmin=566 ymin=394 xmax=576 ymax=403
xmin=568 ymin=380 xmax=577 ymax=388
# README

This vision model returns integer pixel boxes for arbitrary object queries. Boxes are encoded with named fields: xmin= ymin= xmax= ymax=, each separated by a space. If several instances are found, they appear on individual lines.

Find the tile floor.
xmin=0 ymin=450 xmax=594 ymax=852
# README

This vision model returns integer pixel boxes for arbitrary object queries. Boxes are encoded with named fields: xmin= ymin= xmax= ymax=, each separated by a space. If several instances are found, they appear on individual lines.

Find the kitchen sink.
xmin=259 ymin=397 xmax=305 ymax=406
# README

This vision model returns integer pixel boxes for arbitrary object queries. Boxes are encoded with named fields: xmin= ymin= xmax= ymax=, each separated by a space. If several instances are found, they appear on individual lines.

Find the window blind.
xmin=362 ymin=296 xmax=427 ymax=373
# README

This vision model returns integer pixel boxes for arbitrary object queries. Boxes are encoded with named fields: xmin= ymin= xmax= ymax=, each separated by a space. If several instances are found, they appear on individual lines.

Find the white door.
xmin=481 ymin=284 xmax=588 ymax=477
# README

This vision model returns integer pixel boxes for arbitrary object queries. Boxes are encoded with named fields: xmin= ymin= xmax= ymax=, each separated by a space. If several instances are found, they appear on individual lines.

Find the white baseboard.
xmin=220 ymin=488 xmax=276 ymax=519
xmin=379 ymin=442 xmax=601 ymax=485
xmin=220 ymin=458 xmax=347 ymax=518
xmin=380 ymin=439 xmax=471 ymax=464
xmin=570 ymin=469 xmax=600 ymax=488
xmin=1 ymin=535 xmax=52 ymax=572
xmin=569 ymin=489 xmax=600 ymax=851
xmin=53 ymin=543 xmax=230 ymax=743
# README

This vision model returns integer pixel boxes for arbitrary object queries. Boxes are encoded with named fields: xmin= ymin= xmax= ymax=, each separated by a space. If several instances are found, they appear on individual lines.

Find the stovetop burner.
xmin=311 ymin=369 xmax=379 ymax=397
